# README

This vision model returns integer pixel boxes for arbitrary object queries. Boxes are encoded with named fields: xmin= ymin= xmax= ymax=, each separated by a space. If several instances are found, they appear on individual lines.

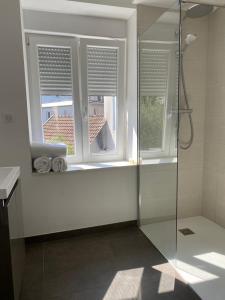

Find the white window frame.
xmin=26 ymin=34 xmax=126 ymax=163
xmin=27 ymin=34 xmax=83 ymax=162
xmin=139 ymin=41 xmax=178 ymax=159
xmin=79 ymin=38 xmax=125 ymax=162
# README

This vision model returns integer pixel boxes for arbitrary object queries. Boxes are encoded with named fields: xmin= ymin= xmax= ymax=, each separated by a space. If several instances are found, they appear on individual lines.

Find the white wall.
xmin=139 ymin=163 xmax=177 ymax=223
xmin=178 ymin=16 xmax=208 ymax=218
xmin=126 ymin=12 xmax=138 ymax=161
xmin=23 ymin=9 xmax=127 ymax=38
xmin=23 ymin=168 xmax=137 ymax=236
xmin=0 ymin=1 xmax=137 ymax=237
xmin=203 ymin=8 xmax=225 ymax=227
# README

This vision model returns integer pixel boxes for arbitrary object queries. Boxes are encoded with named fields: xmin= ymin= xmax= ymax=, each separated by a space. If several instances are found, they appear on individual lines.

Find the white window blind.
xmin=37 ymin=46 xmax=72 ymax=95
xmin=87 ymin=46 xmax=118 ymax=96
xmin=140 ymin=49 xmax=169 ymax=96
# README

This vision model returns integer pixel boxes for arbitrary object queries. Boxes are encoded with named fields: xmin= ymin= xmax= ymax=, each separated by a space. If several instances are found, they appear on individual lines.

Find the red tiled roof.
xmin=89 ymin=115 xmax=106 ymax=144
xmin=43 ymin=115 xmax=74 ymax=146
xmin=43 ymin=115 xmax=106 ymax=146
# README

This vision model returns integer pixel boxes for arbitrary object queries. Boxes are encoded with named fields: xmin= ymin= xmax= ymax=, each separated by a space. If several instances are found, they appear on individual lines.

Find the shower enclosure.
xmin=138 ymin=1 xmax=180 ymax=261
xmin=138 ymin=1 xmax=225 ymax=300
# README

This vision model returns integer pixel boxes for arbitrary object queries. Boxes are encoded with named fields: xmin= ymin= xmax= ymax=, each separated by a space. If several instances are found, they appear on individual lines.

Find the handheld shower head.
xmin=185 ymin=33 xmax=197 ymax=46
xmin=182 ymin=34 xmax=198 ymax=52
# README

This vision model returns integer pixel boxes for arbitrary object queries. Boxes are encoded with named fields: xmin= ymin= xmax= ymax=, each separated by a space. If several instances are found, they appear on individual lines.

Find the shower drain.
xmin=179 ymin=228 xmax=195 ymax=236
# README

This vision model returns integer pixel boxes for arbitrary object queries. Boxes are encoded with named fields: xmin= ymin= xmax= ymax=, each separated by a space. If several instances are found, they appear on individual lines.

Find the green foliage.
xmin=140 ymin=96 xmax=164 ymax=151
xmin=47 ymin=135 xmax=74 ymax=156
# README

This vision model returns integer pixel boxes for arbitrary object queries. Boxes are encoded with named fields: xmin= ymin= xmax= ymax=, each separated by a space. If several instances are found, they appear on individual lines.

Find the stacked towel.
xmin=52 ymin=157 xmax=67 ymax=172
xmin=31 ymin=143 xmax=68 ymax=173
xmin=31 ymin=142 xmax=67 ymax=159
xmin=33 ymin=157 xmax=51 ymax=173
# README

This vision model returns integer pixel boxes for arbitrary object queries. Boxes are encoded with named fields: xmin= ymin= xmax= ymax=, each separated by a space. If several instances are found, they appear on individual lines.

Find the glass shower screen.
xmin=138 ymin=2 xmax=180 ymax=261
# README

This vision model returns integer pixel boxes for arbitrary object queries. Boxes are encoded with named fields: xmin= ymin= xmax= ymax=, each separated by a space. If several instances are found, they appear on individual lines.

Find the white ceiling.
xmin=21 ymin=0 xmax=136 ymax=20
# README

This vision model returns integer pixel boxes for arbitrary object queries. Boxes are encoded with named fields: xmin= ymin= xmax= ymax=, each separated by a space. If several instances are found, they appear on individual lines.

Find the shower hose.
xmin=179 ymin=54 xmax=194 ymax=150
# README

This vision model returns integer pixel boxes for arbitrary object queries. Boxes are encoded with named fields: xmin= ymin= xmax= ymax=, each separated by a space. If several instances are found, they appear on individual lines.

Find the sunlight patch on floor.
xmin=174 ymin=259 xmax=218 ymax=284
xmin=195 ymin=252 xmax=225 ymax=270
xmin=153 ymin=262 xmax=184 ymax=294
xmin=103 ymin=268 xmax=144 ymax=300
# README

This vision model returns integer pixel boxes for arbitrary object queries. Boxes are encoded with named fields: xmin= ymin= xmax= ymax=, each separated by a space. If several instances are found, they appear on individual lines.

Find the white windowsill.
xmin=32 ymin=157 xmax=177 ymax=175
xmin=140 ymin=157 xmax=177 ymax=165
xmin=67 ymin=160 xmax=135 ymax=172
xmin=32 ymin=160 xmax=136 ymax=175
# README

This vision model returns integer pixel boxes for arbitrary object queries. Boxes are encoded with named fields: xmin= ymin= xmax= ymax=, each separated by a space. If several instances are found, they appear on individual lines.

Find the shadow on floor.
xmin=21 ymin=226 xmax=200 ymax=300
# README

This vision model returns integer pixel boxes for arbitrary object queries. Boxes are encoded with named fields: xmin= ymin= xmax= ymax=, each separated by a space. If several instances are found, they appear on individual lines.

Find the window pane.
xmin=37 ymin=46 xmax=75 ymax=155
xmin=88 ymin=96 xmax=116 ymax=154
xmin=41 ymin=95 xmax=75 ymax=155
xmin=140 ymin=96 xmax=165 ymax=151
xmin=139 ymin=47 xmax=169 ymax=153
xmin=87 ymin=46 xmax=118 ymax=155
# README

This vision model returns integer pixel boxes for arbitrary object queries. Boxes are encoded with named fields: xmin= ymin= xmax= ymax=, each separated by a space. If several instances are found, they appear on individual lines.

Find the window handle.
xmin=83 ymin=106 xmax=88 ymax=119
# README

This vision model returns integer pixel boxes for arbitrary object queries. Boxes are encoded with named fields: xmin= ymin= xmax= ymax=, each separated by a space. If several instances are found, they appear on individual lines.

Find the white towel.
xmin=33 ymin=156 xmax=51 ymax=173
xmin=31 ymin=142 xmax=67 ymax=159
xmin=52 ymin=157 xmax=67 ymax=173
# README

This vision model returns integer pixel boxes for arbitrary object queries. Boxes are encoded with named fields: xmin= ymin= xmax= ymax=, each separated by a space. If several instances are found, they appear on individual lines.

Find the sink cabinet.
xmin=0 ymin=180 xmax=25 ymax=300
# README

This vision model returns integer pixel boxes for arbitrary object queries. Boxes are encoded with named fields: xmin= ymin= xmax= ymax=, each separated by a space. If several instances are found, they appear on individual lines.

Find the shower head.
xmin=182 ymin=34 xmax=198 ymax=52
xmin=185 ymin=4 xmax=214 ymax=19
xmin=185 ymin=33 xmax=197 ymax=46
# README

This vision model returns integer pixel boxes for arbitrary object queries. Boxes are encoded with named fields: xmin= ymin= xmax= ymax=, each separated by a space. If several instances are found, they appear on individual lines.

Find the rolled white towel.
xmin=33 ymin=156 xmax=51 ymax=173
xmin=31 ymin=142 xmax=67 ymax=159
xmin=52 ymin=157 xmax=67 ymax=173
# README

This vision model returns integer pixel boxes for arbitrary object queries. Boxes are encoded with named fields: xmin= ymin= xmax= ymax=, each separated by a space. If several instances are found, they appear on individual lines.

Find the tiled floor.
xmin=21 ymin=226 xmax=200 ymax=300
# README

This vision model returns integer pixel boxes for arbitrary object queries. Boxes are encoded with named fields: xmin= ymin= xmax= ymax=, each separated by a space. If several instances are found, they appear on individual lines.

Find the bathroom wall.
xmin=0 ymin=1 xmax=215 ymax=237
xmin=23 ymin=10 xmax=127 ymax=39
xmin=139 ymin=163 xmax=177 ymax=223
xmin=0 ymin=0 xmax=137 ymax=237
xmin=202 ymin=8 xmax=225 ymax=227
xmin=178 ymin=16 xmax=208 ymax=218
xmin=127 ymin=11 xmax=138 ymax=161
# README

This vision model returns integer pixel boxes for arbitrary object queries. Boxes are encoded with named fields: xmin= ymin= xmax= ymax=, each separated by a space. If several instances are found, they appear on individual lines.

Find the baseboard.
xmin=25 ymin=220 xmax=138 ymax=244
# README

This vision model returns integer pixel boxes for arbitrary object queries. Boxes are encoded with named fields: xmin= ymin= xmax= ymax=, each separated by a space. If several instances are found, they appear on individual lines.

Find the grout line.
xmin=42 ymin=242 xmax=45 ymax=300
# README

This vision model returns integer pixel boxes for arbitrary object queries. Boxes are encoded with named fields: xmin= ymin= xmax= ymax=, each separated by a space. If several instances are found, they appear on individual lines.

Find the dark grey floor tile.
xmin=21 ymin=227 xmax=201 ymax=300
xmin=25 ymin=243 xmax=44 ymax=266
xmin=42 ymin=265 xmax=116 ymax=298
xmin=20 ymin=243 xmax=44 ymax=300
xmin=43 ymin=287 xmax=108 ymax=300
xmin=43 ymin=236 xmax=114 ymax=276
xmin=20 ymin=287 xmax=43 ymax=300
xmin=140 ymin=280 xmax=201 ymax=300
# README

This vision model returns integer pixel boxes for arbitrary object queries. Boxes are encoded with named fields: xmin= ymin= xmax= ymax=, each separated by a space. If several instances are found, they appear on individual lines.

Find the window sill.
xmin=32 ymin=160 xmax=136 ymax=175
xmin=32 ymin=157 xmax=177 ymax=175
xmin=140 ymin=157 xmax=177 ymax=165
xmin=67 ymin=161 xmax=136 ymax=172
